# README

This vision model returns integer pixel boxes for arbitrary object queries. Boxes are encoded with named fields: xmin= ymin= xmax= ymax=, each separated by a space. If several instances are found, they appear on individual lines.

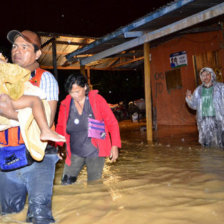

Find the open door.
xmin=193 ymin=50 xmax=222 ymax=86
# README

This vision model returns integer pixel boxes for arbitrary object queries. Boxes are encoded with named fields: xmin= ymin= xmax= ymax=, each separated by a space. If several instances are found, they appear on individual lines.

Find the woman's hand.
xmin=109 ymin=146 xmax=119 ymax=162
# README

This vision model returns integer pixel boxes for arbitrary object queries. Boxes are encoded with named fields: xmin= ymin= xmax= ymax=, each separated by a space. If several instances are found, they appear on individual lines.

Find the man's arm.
xmin=48 ymin=100 xmax=57 ymax=127
xmin=39 ymin=71 xmax=59 ymax=127
xmin=0 ymin=94 xmax=18 ymax=120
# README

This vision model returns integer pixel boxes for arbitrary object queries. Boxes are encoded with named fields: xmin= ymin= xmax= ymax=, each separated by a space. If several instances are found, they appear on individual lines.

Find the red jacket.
xmin=56 ymin=90 xmax=121 ymax=166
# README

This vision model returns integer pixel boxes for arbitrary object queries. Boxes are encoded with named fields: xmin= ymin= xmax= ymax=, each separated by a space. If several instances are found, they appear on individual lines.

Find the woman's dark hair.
xmin=64 ymin=73 xmax=89 ymax=95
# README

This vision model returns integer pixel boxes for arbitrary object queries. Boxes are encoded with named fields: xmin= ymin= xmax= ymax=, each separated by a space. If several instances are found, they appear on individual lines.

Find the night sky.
xmin=1 ymin=0 xmax=170 ymax=104
xmin=1 ymin=0 xmax=170 ymax=46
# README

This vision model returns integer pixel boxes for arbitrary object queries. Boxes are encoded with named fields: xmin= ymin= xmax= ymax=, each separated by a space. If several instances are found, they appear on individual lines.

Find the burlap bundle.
xmin=0 ymin=62 xmax=30 ymax=100
xmin=0 ymin=62 xmax=51 ymax=161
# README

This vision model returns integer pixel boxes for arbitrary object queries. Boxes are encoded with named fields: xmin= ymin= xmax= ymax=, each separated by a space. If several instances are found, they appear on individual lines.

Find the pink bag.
xmin=88 ymin=118 xmax=106 ymax=140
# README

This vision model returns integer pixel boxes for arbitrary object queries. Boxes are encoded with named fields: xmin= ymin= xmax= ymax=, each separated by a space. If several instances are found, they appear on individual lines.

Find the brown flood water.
xmin=1 ymin=121 xmax=224 ymax=224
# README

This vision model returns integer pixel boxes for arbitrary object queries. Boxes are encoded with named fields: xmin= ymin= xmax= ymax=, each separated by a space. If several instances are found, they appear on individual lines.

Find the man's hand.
xmin=0 ymin=94 xmax=18 ymax=120
xmin=57 ymin=146 xmax=66 ymax=160
xmin=0 ymin=53 xmax=7 ymax=63
xmin=186 ymin=89 xmax=192 ymax=100
xmin=109 ymin=146 xmax=119 ymax=162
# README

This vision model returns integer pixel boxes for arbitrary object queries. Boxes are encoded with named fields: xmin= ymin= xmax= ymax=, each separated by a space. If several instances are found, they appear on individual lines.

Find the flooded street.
xmin=1 ymin=121 xmax=224 ymax=224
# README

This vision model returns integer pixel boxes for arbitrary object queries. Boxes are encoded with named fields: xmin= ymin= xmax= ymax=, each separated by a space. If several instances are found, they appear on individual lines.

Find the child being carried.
xmin=0 ymin=54 xmax=65 ymax=161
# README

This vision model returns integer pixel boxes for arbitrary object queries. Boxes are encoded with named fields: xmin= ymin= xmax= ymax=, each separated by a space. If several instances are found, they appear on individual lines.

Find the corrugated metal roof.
xmin=38 ymin=32 xmax=146 ymax=71
xmin=38 ymin=33 xmax=96 ymax=70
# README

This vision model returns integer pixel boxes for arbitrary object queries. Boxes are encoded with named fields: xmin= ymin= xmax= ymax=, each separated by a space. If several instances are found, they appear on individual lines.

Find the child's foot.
xmin=40 ymin=129 xmax=66 ymax=142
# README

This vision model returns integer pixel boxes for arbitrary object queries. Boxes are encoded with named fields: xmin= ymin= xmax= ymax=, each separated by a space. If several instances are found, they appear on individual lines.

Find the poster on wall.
xmin=170 ymin=51 xmax=188 ymax=68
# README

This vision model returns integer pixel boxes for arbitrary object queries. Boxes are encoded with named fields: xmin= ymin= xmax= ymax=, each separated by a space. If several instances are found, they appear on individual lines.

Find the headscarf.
xmin=199 ymin=67 xmax=216 ymax=84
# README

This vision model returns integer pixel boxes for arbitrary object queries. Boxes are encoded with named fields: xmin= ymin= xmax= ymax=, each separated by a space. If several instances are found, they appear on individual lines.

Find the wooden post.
xmin=86 ymin=67 xmax=92 ymax=90
xmin=80 ymin=65 xmax=86 ymax=78
xmin=52 ymin=38 xmax=58 ymax=80
xmin=144 ymin=42 xmax=153 ymax=143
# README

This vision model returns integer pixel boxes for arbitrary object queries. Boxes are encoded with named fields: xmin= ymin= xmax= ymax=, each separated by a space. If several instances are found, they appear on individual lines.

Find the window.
xmin=165 ymin=68 xmax=182 ymax=92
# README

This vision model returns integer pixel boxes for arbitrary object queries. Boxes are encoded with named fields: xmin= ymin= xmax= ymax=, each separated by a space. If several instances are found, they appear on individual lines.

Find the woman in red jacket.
xmin=56 ymin=73 xmax=121 ymax=184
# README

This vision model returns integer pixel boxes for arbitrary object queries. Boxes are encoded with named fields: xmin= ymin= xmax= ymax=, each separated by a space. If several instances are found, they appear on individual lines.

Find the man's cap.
xmin=7 ymin=30 xmax=41 ymax=49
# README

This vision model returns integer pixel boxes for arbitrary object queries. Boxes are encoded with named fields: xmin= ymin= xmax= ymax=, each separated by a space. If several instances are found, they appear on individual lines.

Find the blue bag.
xmin=0 ymin=144 xmax=33 ymax=171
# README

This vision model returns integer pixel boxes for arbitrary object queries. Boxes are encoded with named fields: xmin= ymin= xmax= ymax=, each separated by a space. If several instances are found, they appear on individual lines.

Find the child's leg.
xmin=11 ymin=95 xmax=65 ymax=142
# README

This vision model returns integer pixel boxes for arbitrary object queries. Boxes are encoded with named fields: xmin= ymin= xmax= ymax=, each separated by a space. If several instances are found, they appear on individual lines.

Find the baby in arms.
xmin=0 ymin=53 xmax=65 ymax=160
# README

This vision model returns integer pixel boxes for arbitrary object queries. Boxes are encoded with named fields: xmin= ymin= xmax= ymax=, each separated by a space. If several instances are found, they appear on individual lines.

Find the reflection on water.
xmin=1 ymin=121 xmax=224 ymax=224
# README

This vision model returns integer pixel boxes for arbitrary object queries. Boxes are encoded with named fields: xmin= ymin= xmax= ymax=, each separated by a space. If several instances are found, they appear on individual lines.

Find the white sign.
xmin=170 ymin=51 xmax=188 ymax=68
